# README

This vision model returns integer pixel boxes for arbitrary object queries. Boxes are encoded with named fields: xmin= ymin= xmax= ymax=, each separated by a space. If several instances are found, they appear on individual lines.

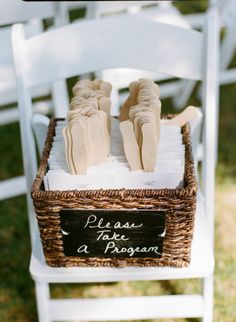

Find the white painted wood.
xmin=0 ymin=176 xmax=26 ymax=200
xmin=96 ymin=69 xmax=162 ymax=91
xmin=20 ymin=17 xmax=203 ymax=89
xmin=32 ymin=114 xmax=50 ymax=156
xmin=0 ymin=98 xmax=52 ymax=128
xmin=0 ymin=85 xmax=51 ymax=107
xmin=189 ymin=108 xmax=203 ymax=163
xmin=173 ymin=80 xmax=197 ymax=110
xmin=138 ymin=6 xmax=189 ymax=28
xmin=12 ymin=24 xmax=38 ymax=184
xmin=184 ymin=13 xmax=205 ymax=28
xmin=0 ymin=99 xmax=52 ymax=126
xmin=0 ymin=22 xmax=50 ymax=108
xmin=202 ymin=6 xmax=220 ymax=243
xmin=210 ymin=0 xmax=219 ymax=5
xmin=217 ymin=0 xmax=236 ymax=86
xmin=86 ymin=2 xmax=161 ymax=18
xmin=197 ymin=143 xmax=204 ymax=163
xmin=11 ymin=24 xmax=39 ymax=245
xmin=32 ymin=99 xmax=53 ymax=115
xmin=114 ymin=3 xmax=190 ymax=28
xmin=49 ymin=295 xmax=204 ymax=321
xmin=202 ymin=275 xmax=214 ymax=322
xmin=0 ymin=107 xmax=19 ymax=125
xmin=220 ymin=68 xmax=236 ymax=85
xmin=30 ymin=192 xmax=214 ymax=283
xmin=159 ymin=81 xmax=184 ymax=99
xmin=0 ymin=0 xmax=55 ymax=25
xmin=220 ymin=22 xmax=236 ymax=71
xmin=35 ymin=282 xmax=50 ymax=322
xmin=51 ymin=81 xmax=69 ymax=118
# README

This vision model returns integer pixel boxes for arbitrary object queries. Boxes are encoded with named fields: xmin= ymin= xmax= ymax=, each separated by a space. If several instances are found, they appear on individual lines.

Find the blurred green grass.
xmin=1 ymin=1 xmax=236 ymax=322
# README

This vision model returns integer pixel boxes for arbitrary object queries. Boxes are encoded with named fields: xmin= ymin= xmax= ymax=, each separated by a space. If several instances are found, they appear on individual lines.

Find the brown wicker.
xmin=31 ymin=117 xmax=197 ymax=268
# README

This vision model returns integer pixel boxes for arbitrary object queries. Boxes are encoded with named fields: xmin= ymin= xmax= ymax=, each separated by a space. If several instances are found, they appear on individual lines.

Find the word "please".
xmin=84 ymin=215 xmax=143 ymax=230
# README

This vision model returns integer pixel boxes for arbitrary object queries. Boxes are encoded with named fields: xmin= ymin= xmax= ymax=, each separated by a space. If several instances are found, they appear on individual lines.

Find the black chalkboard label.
xmin=60 ymin=209 xmax=166 ymax=258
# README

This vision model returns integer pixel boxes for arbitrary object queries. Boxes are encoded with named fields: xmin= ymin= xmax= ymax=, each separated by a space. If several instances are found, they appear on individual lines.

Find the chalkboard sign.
xmin=60 ymin=209 xmax=166 ymax=258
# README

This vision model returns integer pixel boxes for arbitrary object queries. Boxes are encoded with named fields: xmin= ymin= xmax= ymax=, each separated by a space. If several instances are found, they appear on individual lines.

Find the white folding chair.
xmin=12 ymin=7 xmax=219 ymax=321
xmin=0 ymin=0 xmax=69 ymax=201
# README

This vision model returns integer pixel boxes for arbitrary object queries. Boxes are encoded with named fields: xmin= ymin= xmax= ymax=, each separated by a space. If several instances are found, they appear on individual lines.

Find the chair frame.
xmin=12 ymin=9 xmax=219 ymax=321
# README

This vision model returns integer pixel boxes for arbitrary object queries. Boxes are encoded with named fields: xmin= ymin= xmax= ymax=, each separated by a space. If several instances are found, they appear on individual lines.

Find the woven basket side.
xmin=34 ymin=192 xmax=196 ymax=268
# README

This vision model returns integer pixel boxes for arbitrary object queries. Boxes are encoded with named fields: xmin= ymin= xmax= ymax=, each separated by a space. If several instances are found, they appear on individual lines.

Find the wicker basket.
xmin=31 ymin=117 xmax=197 ymax=268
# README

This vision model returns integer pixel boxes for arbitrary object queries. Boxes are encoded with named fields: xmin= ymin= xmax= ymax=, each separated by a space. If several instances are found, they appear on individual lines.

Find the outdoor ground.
xmin=0 ymin=2 xmax=236 ymax=322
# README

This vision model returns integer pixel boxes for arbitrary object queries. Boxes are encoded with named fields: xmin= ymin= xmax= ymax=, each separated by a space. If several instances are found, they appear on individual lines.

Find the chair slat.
xmin=17 ymin=17 xmax=203 ymax=88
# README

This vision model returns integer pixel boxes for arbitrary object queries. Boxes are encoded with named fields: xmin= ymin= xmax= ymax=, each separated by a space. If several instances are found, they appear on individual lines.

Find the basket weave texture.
xmin=31 ymin=117 xmax=197 ymax=268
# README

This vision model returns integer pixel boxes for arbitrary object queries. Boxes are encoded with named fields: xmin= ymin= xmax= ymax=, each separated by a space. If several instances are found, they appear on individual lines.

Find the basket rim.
xmin=31 ymin=116 xmax=197 ymax=200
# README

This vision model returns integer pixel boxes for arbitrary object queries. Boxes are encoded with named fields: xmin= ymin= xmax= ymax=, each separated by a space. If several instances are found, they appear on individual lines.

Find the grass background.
xmin=0 ymin=1 xmax=236 ymax=321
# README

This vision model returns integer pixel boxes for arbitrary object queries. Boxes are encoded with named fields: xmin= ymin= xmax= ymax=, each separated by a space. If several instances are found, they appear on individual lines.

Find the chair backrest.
xmin=11 ymin=13 xmax=219 ymax=244
xmin=15 ymin=18 xmax=203 ymax=88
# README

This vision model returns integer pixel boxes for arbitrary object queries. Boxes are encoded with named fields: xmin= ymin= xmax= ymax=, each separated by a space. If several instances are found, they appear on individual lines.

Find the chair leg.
xmin=35 ymin=281 xmax=51 ymax=322
xmin=202 ymin=274 xmax=214 ymax=322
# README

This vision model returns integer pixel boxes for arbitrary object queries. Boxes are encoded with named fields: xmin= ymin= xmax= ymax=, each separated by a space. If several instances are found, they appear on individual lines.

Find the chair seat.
xmin=30 ymin=191 xmax=214 ymax=283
